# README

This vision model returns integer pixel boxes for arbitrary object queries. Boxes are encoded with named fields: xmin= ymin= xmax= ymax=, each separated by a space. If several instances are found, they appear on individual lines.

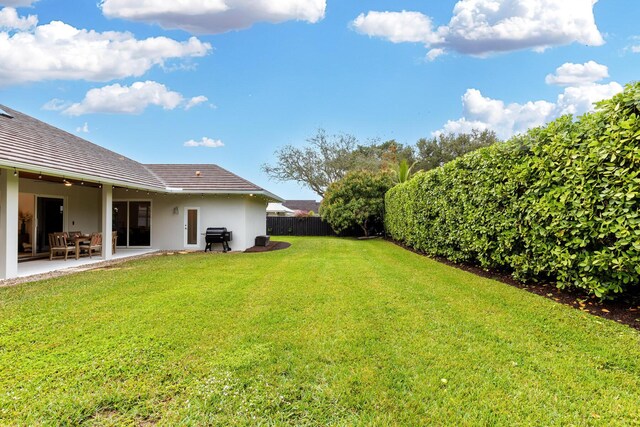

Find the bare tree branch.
xmin=261 ymin=129 xmax=361 ymax=197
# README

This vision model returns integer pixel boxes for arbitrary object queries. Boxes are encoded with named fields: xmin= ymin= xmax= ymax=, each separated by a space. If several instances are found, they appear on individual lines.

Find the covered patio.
xmin=1 ymin=168 xmax=116 ymax=280
xmin=16 ymin=248 xmax=157 ymax=278
xmin=1 ymin=104 xmax=279 ymax=280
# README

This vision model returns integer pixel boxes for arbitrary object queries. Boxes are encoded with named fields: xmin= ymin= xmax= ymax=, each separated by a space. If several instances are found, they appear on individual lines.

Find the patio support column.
xmin=0 ymin=168 xmax=19 ymax=279
xmin=101 ymin=184 xmax=113 ymax=260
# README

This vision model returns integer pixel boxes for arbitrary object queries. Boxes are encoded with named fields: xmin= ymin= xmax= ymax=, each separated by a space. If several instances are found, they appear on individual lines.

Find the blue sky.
xmin=0 ymin=0 xmax=638 ymax=200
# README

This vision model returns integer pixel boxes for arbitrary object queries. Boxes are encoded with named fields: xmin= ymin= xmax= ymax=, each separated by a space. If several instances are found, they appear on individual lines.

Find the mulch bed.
xmin=244 ymin=241 xmax=291 ymax=253
xmin=388 ymin=238 xmax=640 ymax=331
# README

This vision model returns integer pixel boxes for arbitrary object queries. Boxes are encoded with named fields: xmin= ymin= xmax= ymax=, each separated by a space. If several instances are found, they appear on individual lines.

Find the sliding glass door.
xmin=113 ymin=201 xmax=128 ymax=247
xmin=129 ymin=201 xmax=151 ymax=246
xmin=36 ymin=196 xmax=64 ymax=253
xmin=112 ymin=200 xmax=151 ymax=247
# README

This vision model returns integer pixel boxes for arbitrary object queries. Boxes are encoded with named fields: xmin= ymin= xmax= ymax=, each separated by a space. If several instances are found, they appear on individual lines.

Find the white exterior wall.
xmin=245 ymin=197 xmax=268 ymax=248
xmin=113 ymin=189 xmax=268 ymax=252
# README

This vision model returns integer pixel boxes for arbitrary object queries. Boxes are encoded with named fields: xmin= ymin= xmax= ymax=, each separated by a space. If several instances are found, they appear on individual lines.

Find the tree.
xmin=262 ymin=130 xmax=415 ymax=198
xmin=261 ymin=129 xmax=362 ymax=198
xmin=320 ymin=170 xmax=393 ymax=237
xmin=415 ymin=129 xmax=499 ymax=172
xmin=353 ymin=139 xmax=416 ymax=172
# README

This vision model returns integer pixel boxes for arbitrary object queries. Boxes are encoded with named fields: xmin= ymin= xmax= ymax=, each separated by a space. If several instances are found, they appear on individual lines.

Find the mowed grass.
xmin=1 ymin=238 xmax=640 ymax=425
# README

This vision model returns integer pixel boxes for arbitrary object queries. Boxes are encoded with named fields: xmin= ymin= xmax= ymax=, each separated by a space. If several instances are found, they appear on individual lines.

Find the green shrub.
xmin=386 ymin=82 xmax=640 ymax=299
xmin=322 ymin=170 xmax=393 ymax=237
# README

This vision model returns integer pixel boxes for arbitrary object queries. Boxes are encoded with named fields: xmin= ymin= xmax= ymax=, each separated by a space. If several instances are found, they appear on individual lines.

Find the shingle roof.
xmin=0 ymin=104 xmax=164 ymax=189
xmin=144 ymin=164 xmax=262 ymax=192
xmin=0 ymin=105 xmax=282 ymax=200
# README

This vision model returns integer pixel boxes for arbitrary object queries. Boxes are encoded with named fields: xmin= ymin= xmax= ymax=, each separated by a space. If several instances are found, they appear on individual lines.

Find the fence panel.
xmin=266 ymin=216 xmax=360 ymax=237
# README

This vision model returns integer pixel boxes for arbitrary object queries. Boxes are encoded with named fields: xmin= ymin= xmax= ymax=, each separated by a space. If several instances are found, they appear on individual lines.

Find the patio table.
xmin=70 ymin=235 xmax=91 ymax=260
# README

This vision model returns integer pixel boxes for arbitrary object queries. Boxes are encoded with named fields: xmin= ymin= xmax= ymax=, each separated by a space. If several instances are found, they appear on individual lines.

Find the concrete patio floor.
xmin=16 ymin=249 xmax=158 ymax=278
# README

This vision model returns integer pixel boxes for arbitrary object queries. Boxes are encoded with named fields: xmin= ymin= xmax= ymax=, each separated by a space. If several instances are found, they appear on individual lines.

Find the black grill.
xmin=205 ymin=227 xmax=232 ymax=253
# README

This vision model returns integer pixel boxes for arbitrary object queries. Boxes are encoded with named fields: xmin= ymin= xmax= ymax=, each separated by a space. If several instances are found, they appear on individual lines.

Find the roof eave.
xmin=169 ymin=188 xmax=284 ymax=202
xmin=2 ymin=161 xmax=285 ymax=202
xmin=0 ymin=160 xmax=163 ymax=192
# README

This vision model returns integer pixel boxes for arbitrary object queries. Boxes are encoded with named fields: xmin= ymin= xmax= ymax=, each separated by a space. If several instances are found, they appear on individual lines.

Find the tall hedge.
xmin=386 ymin=82 xmax=640 ymax=299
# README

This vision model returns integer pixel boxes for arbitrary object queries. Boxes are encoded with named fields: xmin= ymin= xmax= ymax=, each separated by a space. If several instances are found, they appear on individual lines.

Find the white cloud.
xmin=352 ymin=0 xmax=604 ymax=57
xmin=62 ymin=81 xmax=205 ymax=116
xmin=185 ymin=95 xmax=208 ymax=110
xmin=0 ymin=17 xmax=211 ymax=85
xmin=0 ymin=1 xmax=38 ymax=6
xmin=42 ymin=98 xmax=69 ymax=111
xmin=437 ymin=77 xmax=623 ymax=139
xmin=628 ymin=37 xmax=640 ymax=53
xmin=426 ymin=48 xmax=445 ymax=61
xmin=438 ymin=89 xmax=556 ymax=138
xmin=76 ymin=122 xmax=89 ymax=133
xmin=545 ymin=61 xmax=609 ymax=86
xmin=100 ymin=0 xmax=326 ymax=34
xmin=0 ymin=7 xmax=36 ymax=30
xmin=184 ymin=137 xmax=224 ymax=148
xmin=351 ymin=11 xmax=444 ymax=44
xmin=554 ymin=82 xmax=623 ymax=116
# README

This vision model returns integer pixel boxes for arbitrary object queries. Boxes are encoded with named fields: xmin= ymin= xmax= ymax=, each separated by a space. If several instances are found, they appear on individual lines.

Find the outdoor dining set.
xmin=48 ymin=231 xmax=117 ymax=261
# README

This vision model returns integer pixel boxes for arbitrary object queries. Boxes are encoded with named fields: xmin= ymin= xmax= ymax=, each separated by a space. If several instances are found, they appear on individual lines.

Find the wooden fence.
xmin=266 ymin=216 xmax=362 ymax=237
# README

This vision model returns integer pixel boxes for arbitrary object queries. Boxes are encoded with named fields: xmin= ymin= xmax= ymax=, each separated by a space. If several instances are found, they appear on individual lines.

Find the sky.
xmin=0 ymin=0 xmax=638 ymax=201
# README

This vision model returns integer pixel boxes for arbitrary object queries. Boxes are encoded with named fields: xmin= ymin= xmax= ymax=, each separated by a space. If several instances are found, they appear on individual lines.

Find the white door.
xmin=184 ymin=207 xmax=200 ymax=248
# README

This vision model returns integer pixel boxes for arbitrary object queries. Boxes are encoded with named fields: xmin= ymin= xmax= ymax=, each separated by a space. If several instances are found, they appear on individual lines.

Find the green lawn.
xmin=1 ymin=237 xmax=640 ymax=425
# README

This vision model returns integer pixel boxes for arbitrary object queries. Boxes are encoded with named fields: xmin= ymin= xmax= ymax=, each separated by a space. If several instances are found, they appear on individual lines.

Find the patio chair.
xmin=49 ymin=232 xmax=76 ymax=261
xmin=79 ymin=232 xmax=102 ymax=258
